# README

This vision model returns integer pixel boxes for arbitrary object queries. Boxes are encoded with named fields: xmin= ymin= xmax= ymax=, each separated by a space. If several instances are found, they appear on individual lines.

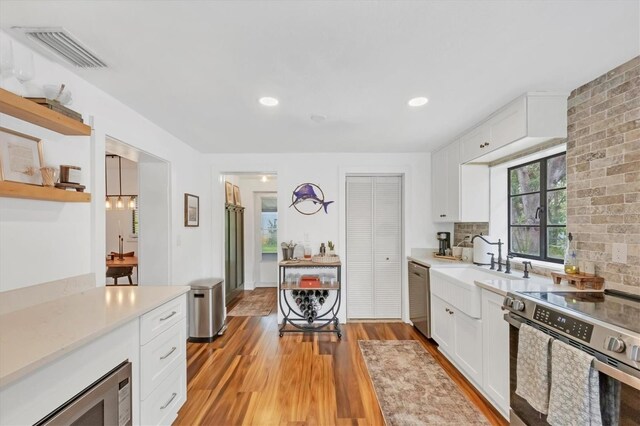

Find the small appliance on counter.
xmin=436 ymin=231 xmax=451 ymax=256
xmin=472 ymin=234 xmax=494 ymax=265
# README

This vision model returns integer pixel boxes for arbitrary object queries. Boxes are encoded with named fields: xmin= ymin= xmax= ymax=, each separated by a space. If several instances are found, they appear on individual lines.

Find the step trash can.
xmin=188 ymin=278 xmax=225 ymax=342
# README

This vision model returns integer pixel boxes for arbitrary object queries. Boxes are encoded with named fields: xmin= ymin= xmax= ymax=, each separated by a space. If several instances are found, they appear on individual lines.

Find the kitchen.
xmin=0 ymin=1 xmax=638 ymax=425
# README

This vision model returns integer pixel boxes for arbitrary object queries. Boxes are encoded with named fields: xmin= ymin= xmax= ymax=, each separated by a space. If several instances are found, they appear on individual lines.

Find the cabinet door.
xmin=489 ymin=96 xmax=527 ymax=151
xmin=431 ymin=148 xmax=448 ymax=222
xmin=431 ymin=296 xmax=453 ymax=354
xmin=444 ymin=141 xmax=460 ymax=221
xmin=460 ymin=124 xmax=491 ymax=164
xmin=453 ymin=308 xmax=483 ymax=385
xmin=482 ymin=290 xmax=510 ymax=416
xmin=236 ymin=208 xmax=244 ymax=290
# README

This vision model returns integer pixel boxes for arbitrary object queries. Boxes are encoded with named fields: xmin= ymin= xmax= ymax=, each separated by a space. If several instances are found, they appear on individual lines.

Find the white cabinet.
xmin=432 ymin=140 xmax=489 ymax=223
xmin=481 ymin=290 xmax=510 ymax=417
xmin=140 ymin=295 xmax=187 ymax=426
xmin=430 ymin=294 xmax=483 ymax=385
xmin=431 ymin=295 xmax=454 ymax=353
xmin=460 ymin=92 xmax=567 ymax=164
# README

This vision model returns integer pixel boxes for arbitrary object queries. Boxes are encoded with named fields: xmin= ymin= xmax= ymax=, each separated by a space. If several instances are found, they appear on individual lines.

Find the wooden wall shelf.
xmin=0 ymin=88 xmax=91 ymax=136
xmin=0 ymin=181 xmax=91 ymax=202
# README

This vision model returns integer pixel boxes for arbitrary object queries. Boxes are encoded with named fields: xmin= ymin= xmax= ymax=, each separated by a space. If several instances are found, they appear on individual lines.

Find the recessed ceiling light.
xmin=259 ymin=96 xmax=279 ymax=107
xmin=310 ymin=114 xmax=327 ymax=123
xmin=408 ymin=97 xmax=429 ymax=107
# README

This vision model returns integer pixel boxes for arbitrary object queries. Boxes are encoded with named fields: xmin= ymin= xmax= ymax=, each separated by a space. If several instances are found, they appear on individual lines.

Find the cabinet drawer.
xmin=141 ymin=319 xmax=186 ymax=400
xmin=140 ymin=295 xmax=186 ymax=345
xmin=140 ymin=360 xmax=186 ymax=426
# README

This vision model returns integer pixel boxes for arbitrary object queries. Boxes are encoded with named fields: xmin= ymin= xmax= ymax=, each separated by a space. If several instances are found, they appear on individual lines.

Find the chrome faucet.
xmin=471 ymin=235 xmax=505 ymax=272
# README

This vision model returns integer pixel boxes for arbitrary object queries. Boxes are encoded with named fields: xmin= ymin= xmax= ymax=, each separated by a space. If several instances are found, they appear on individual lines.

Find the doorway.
xmin=105 ymin=137 xmax=171 ymax=285
xmin=222 ymin=173 xmax=278 ymax=307
xmin=346 ymin=175 xmax=403 ymax=320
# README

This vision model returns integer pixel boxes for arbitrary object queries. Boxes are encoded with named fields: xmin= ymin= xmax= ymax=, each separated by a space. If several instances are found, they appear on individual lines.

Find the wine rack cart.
xmin=278 ymin=260 xmax=342 ymax=338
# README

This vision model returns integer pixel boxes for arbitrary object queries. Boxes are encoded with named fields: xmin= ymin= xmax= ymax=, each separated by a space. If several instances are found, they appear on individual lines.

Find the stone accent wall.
xmin=453 ymin=222 xmax=489 ymax=246
xmin=566 ymin=56 xmax=640 ymax=294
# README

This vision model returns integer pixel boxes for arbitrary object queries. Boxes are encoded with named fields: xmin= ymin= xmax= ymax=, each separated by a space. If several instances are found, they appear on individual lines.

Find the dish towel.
xmin=547 ymin=339 xmax=603 ymax=426
xmin=516 ymin=324 xmax=553 ymax=414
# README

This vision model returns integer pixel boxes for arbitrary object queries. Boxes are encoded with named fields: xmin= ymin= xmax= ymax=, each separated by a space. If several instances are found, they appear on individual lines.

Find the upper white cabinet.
xmin=432 ymin=140 xmax=490 ymax=223
xmin=460 ymin=92 xmax=567 ymax=164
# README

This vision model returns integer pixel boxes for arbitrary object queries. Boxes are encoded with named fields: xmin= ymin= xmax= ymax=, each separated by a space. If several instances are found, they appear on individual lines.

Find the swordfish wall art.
xmin=290 ymin=183 xmax=334 ymax=215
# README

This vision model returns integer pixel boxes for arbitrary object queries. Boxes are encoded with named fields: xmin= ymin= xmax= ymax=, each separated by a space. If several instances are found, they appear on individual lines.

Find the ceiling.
xmin=1 ymin=1 xmax=638 ymax=153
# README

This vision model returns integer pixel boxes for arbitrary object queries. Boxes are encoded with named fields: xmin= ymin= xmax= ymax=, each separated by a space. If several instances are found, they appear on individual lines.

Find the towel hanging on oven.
xmin=516 ymin=323 xmax=553 ymax=414
xmin=547 ymin=339 xmax=602 ymax=426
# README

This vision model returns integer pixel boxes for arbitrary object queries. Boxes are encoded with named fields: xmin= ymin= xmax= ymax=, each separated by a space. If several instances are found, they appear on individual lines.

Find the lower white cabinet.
xmin=140 ymin=295 xmax=188 ymax=425
xmin=481 ymin=290 xmax=510 ymax=416
xmin=431 ymin=294 xmax=483 ymax=385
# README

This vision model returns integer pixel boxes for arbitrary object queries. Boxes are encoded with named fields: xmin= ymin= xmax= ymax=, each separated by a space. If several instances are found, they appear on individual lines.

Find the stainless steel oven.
xmin=35 ymin=361 xmax=132 ymax=426
xmin=503 ymin=291 xmax=640 ymax=426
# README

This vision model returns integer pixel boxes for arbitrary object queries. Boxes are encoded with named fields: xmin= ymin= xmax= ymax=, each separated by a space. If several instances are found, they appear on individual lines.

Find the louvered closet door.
xmin=373 ymin=176 xmax=402 ymax=318
xmin=346 ymin=176 xmax=402 ymax=319
xmin=346 ymin=177 xmax=374 ymax=318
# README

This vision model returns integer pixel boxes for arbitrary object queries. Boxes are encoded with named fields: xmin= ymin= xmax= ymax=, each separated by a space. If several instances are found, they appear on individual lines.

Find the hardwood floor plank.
xmin=175 ymin=288 xmax=508 ymax=426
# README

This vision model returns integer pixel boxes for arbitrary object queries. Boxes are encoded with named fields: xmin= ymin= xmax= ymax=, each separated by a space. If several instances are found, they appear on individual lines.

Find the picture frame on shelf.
xmin=0 ymin=127 xmax=44 ymax=185
xmin=233 ymin=185 xmax=241 ymax=206
xmin=225 ymin=181 xmax=234 ymax=204
xmin=184 ymin=193 xmax=199 ymax=227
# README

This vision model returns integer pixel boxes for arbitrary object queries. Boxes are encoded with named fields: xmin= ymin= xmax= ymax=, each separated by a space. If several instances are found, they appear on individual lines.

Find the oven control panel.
xmin=533 ymin=305 xmax=594 ymax=342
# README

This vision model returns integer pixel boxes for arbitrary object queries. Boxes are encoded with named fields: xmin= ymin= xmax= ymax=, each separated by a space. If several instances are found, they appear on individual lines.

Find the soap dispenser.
xmin=564 ymin=232 xmax=580 ymax=274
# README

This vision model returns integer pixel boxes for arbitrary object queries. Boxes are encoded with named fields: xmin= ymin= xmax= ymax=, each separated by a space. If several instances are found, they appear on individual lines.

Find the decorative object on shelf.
xmin=563 ymin=232 xmax=579 ymax=274
xmin=224 ymin=181 xmax=234 ymax=204
xmin=290 ymin=182 xmax=334 ymax=215
xmin=26 ymin=97 xmax=82 ymax=122
xmin=319 ymin=242 xmax=326 ymax=255
xmin=233 ymin=184 xmax=241 ymax=206
xmin=327 ymin=240 xmax=335 ymax=255
xmin=55 ymin=182 xmax=85 ymax=192
xmin=184 ymin=193 xmax=199 ymax=227
xmin=312 ymin=254 xmax=340 ymax=263
xmin=60 ymin=164 xmax=81 ymax=184
xmin=39 ymin=166 xmax=57 ymax=187
xmin=550 ymin=272 xmax=604 ymax=290
xmin=281 ymin=241 xmax=296 ymax=260
xmin=13 ymin=50 xmax=34 ymax=95
xmin=42 ymin=84 xmax=72 ymax=105
xmin=0 ymin=127 xmax=44 ymax=185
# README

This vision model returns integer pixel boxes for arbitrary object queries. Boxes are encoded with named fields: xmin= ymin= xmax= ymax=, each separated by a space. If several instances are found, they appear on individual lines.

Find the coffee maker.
xmin=436 ymin=232 xmax=451 ymax=256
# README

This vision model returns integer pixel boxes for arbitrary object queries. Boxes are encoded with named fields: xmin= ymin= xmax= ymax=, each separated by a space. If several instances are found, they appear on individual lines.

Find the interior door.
xmin=346 ymin=175 xmax=402 ymax=320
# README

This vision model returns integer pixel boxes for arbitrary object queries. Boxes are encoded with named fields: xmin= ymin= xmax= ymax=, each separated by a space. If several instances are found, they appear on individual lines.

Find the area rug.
xmin=358 ymin=340 xmax=489 ymax=425
xmin=227 ymin=289 xmax=275 ymax=316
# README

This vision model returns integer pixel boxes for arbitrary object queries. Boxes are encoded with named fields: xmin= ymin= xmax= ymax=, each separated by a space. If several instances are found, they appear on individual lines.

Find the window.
xmin=508 ymin=152 xmax=566 ymax=263
xmin=261 ymin=197 xmax=277 ymax=260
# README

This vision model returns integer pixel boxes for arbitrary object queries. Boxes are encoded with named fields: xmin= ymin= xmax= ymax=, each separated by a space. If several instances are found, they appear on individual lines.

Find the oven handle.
xmin=505 ymin=313 xmax=640 ymax=391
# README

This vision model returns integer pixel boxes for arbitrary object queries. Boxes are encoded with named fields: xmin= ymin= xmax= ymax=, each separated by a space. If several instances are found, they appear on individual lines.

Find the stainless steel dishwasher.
xmin=408 ymin=261 xmax=430 ymax=338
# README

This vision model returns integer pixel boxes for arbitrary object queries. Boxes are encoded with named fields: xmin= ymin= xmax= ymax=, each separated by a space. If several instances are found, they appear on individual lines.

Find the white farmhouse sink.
xmin=430 ymin=266 xmax=513 ymax=318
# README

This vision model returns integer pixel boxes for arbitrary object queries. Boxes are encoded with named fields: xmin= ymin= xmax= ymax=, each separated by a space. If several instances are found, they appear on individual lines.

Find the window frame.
xmin=507 ymin=151 xmax=566 ymax=264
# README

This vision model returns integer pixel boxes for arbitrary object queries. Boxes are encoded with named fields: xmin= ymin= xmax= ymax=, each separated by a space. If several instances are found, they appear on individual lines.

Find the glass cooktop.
xmin=519 ymin=291 xmax=640 ymax=334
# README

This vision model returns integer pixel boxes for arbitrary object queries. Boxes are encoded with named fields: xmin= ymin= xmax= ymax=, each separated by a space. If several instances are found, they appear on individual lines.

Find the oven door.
xmin=506 ymin=313 xmax=640 ymax=426
xmin=36 ymin=361 xmax=132 ymax=426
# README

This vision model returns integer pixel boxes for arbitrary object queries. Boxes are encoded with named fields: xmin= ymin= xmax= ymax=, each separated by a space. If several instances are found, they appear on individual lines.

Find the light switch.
xmin=612 ymin=243 xmax=627 ymax=263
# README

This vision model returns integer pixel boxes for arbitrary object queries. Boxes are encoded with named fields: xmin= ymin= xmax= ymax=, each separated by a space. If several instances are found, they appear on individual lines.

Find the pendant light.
xmin=115 ymin=156 xmax=125 ymax=210
xmin=105 ymin=155 xmax=112 ymax=210
xmin=128 ymin=195 xmax=137 ymax=210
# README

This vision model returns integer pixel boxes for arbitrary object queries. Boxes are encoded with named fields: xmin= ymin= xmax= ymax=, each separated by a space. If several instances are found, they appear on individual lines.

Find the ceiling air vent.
xmin=11 ymin=27 xmax=107 ymax=68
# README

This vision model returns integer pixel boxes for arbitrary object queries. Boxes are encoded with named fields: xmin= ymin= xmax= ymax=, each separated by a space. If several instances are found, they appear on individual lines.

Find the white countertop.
xmin=408 ymin=249 xmax=600 ymax=297
xmin=0 ymin=285 xmax=189 ymax=388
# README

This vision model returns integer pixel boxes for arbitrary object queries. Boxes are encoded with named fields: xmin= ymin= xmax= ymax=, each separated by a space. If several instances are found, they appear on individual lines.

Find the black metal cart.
xmin=278 ymin=260 xmax=342 ymax=338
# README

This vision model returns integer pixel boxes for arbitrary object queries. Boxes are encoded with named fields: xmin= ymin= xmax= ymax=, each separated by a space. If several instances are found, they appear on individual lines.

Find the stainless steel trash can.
xmin=188 ymin=278 xmax=224 ymax=342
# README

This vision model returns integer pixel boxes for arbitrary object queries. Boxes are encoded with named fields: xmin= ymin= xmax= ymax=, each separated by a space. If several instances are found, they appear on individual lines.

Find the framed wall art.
xmin=0 ymin=127 xmax=44 ymax=185
xmin=184 ymin=193 xmax=199 ymax=227
xmin=225 ymin=181 xmax=234 ymax=204
xmin=233 ymin=185 xmax=241 ymax=206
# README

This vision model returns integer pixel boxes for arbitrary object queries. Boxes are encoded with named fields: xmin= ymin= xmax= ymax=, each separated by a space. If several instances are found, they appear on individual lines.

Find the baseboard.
xmin=255 ymin=282 xmax=277 ymax=288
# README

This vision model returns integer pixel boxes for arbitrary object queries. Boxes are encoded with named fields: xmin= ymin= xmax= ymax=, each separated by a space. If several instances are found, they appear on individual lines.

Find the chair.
xmin=107 ymin=251 xmax=135 ymax=285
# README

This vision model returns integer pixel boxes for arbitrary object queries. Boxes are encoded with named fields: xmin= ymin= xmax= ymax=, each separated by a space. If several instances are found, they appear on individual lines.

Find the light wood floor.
xmin=174 ymin=288 xmax=508 ymax=426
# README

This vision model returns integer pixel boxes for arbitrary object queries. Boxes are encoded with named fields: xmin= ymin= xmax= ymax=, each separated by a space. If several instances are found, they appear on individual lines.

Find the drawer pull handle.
xmin=160 ymin=346 xmax=177 ymax=360
xmin=160 ymin=311 xmax=177 ymax=321
xmin=160 ymin=392 xmax=177 ymax=410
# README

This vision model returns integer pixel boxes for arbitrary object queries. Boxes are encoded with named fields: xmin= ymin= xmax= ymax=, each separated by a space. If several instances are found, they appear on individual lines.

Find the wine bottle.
xmin=306 ymin=290 xmax=314 ymax=296
xmin=291 ymin=290 xmax=299 ymax=297
xmin=318 ymin=297 xmax=325 ymax=305
xmin=295 ymin=297 xmax=303 ymax=305
xmin=303 ymin=296 xmax=310 ymax=303
xmin=314 ymin=290 xmax=321 ymax=298
xmin=322 ymin=290 xmax=329 ymax=298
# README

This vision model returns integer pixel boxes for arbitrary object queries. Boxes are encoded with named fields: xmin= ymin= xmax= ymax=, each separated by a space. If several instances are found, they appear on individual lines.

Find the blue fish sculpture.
xmin=290 ymin=183 xmax=334 ymax=214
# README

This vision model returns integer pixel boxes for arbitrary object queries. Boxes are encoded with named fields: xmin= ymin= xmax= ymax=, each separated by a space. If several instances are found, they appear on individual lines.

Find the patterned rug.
xmin=227 ymin=288 xmax=275 ymax=316
xmin=358 ymin=340 xmax=489 ymax=425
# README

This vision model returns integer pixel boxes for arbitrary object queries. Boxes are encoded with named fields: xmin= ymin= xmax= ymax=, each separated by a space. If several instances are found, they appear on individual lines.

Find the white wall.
xmin=0 ymin=31 xmax=212 ymax=291
xmin=209 ymin=153 xmax=434 ymax=323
